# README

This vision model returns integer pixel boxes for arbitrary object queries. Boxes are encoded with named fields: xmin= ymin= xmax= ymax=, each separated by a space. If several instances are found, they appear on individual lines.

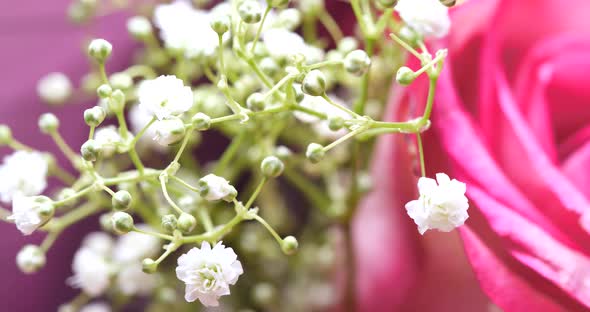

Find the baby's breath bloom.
xmin=112 ymin=225 xmax=160 ymax=263
xmin=405 ymin=173 xmax=469 ymax=234
xmin=79 ymin=302 xmax=111 ymax=312
xmin=198 ymin=174 xmax=237 ymax=202
xmin=94 ymin=125 xmax=122 ymax=157
xmin=8 ymin=194 xmax=54 ymax=235
xmin=68 ymin=247 xmax=111 ymax=297
xmin=37 ymin=72 xmax=73 ymax=105
xmin=295 ymin=94 xmax=351 ymax=139
xmin=117 ymin=263 xmax=157 ymax=296
xmin=175 ymin=242 xmax=243 ymax=306
xmin=138 ymin=75 xmax=193 ymax=120
xmin=395 ymin=0 xmax=450 ymax=38
xmin=263 ymin=28 xmax=322 ymax=62
xmin=153 ymin=118 xmax=186 ymax=146
xmin=82 ymin=232 xmax=114 ymax=255
xmin=0 ymin=151 xmax=48 ymax=203
xmin=129 ymin=104 xmax=167 ymax=151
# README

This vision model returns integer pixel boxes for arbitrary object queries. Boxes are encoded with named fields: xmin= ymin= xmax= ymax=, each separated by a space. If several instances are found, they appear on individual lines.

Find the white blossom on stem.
xmin=395 ymin=0 xmax=451 ymax=38
xmin=0 ymin=151 xmax=48 ymax=203
xmin=138 ymin=75 xmax=193 ymax=120
xmin=198 ymin=174 xmax=237 ymax=202
xmin=68 ymin=247 xmax=111 ymax=297
xmin=8 ymin=195 xmax=53 ymax=235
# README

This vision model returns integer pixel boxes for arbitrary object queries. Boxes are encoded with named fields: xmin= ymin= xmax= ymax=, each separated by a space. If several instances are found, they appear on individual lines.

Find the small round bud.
xmin=37 ymin=200 xmax=55 ymax=218
xmin=111 ymin=211 xmax=134 ymax=234
xmin=81 ymin=139 xmax=101 ymax=161
xmin=259 ymin=57 xmax=279 ymax=77
xmin=246 ymin=92 xmax=266 ymax=112
xmin=142 ymin=258 xmax=158 ymax=274
xmin=153 ymin=118 xmax=186 ymax=146
xmin=108 ymin=89 xmax=126 ymax=113
xmin=306 ymin=143 xmax=325 ymax=163
xmin=260 ymin=156 xmax=284 ymax=178
xmin=37 ymin=72 xmax=73 ymax=105
xmin=161 ymin=214 xmax=178 ymax=233
xmin=84 ymin=106 xmax=106 ymax=127
xmin=87 ymin=38 xmax=113 ymax=63
xmin=292 ymin=83 xmax=304 ymax=103
xmin=376 ymin=0 xmax=398 ymax=8
xmin=344 ymin=50 xmax=371 ymax=76
xmin=338 ymin=37 xmax=359 ymax=54
xmin=191 ymin=112 xmax=212 ymax=131
xmin=270 ymin=0 xmax=289 ymax=8
xmin=96 ymin=84 xmax=112 ymax=99
xmin=16 ymin=245 xmax=46 ymax=274
xmin=112 ymin=190 xmax=132 ymax=211
xmin=302 ymin=70 xmax=327 ymax=96
xmin=210 ymin=14 xmax=230 ymax=35
xmin=396 ymin=66 xmax=416 ymax=85
xmin=328 ymin=116 xmax=345 ymax=131
xmin=275 ymin=145 xmax=292 ymax=159
xmin=127 ymin=16 xmax=152 ymax=40
xmin=109 ymin=72 xmax=133 ymax=90
xmin=38 ymin=113 xmax=59 ymax=133
xmin=281 ymin=236 xmax=298 ymax=255
xmin=238 ymin=0 xmax=262 ymax=24
xmin=0 ymin=125 xmax=12 ymax=145
xmin=178 ymin=213 xmax=197 ymax=233
xmin=99 ymin=213 xmax=114 ymax=231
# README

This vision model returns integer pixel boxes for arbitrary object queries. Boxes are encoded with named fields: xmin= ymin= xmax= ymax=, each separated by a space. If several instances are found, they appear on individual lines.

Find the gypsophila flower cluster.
xmin=2 ymin=0 xmax=467 ymax=310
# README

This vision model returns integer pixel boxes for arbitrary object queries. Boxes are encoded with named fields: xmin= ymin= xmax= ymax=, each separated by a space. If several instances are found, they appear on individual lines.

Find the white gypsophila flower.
xmin=68 ymin=247 xmax=111 ymax=297
xmin=94 ymin=125 xmax=122 ymax=157
xmin=8 ymin=195 xmax=53 ymax=235
xmin=405 ymin=173 xmax=469 ymax=234
xmin=16 ymin=244 xmax=45 ymax=274
xmin=82 ymin=232 xmax=114 ymax=256
xmin=79 ymin=302 xmax=111 ymax=312
xmin=154 ymin=1 xmax=229 ymax=59
xmin=138 ymin=75 xmax=193 ymax=120
xmin=112 ymin=225 xmax=160 ymax=263
xmin=129 ymin=104 xmax=167 ymax=152
xmin=395 ymin=0 xmax=451 ymax=38
xmin=294 ymin=93 xmax=351 ymax=139
xmin=37 ymin=72 xmax=73 ymax=104
xmin=176 ymin=242 xmax=243 ymax=306
xmin=117 ymin=263 xmax=157 ymax=296
xmin=198 ymin=174 xmax=236 ymax=201
xmin=127 ymin=16 xmax=152 ymax=38
xmin=0 ymin=151 xmax=48 ymax=203
xmin=263 ymin=28 xmax=322 ymax=62
xmin=153 ymin=118 xmax=186 ymax=146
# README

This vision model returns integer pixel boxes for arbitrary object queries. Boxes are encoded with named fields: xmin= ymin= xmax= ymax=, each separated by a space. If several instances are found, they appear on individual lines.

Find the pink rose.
xmin=355 ymin=0 xmax=590 ymax=311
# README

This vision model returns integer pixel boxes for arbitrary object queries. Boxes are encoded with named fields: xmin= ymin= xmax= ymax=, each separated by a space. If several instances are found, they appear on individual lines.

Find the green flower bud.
xmin=109 ymin=72 xmax=133 ymax=90
xmin=112 ymin=190 xmax=132 ymax=211
xmin=270 ymin=0 xmax=289 ymax=8
xmin=178 ymin=213 xmax=197 ymax=233
xmin=396 ymin=66 xmax=417 ymax=85
xmin=281 ymin=236 xmax=298 ymax=255
xmin=16 ymin=245 xmax=46 ymax=274
xmin=302 ymin=70 xmax=326 ymax=96
xmin=238 ymin=0 xmax=262 ymax=24
xmin=81 ymin=139 xmax=101 ymax=161
xmin=96 ymin=84 xmax=112 ymax=99
xmin=291 ymin=83 xmax=304 ymax=103
xmin=210 ymin=14 xmax=230 ymax=35
xmin=191 ymin=112 xmax=212 ymax=131
xmin=84 ymin=106 xmax=106 ymax=127
xmin=328 ymin=116 xmax=345 ymax=131
xmin=99 ymin=213 xmax=114 ymax=232
xmin=260 ymin=156 xmax=284 ymax=178
xmin=87 ymin=38 xmax=112 ymax=63
xmin=305 ymin=143 xmax=325 ymax=163
xmin=142 ymin=258 xmax=158 ymax=274
xmin=275 ymin=145 xmax=292 ymax=159
xmin=246 ymin=92 xmax=266 ymax=112
xmin=161 ymin=214 xmax=178 ymax=233
xmin=376 ymin=0 xmax=398 ymax=8
xmin=111 ymin=211 xmax=134 ymax=234
xmin=0 ymin=125 xmax=12 ymax=145
xmin=338 ymin=37 xmax=359 ymax=54
xmin=343 ymin=50 xmax=371 ymax=76
xmin=108 ymin=89 xmax=126 ymax=113
xmin=38 ymin=113 xmax=59 ymax=134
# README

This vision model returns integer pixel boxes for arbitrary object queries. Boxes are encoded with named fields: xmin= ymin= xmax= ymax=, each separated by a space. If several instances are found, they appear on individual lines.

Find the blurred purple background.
xmin=0 ymin=1 xmax=135 ymax=310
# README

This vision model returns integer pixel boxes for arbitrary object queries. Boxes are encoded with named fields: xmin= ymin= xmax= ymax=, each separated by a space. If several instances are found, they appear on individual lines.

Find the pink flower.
xmin=355 ymin=0 xmax=590 ymax=311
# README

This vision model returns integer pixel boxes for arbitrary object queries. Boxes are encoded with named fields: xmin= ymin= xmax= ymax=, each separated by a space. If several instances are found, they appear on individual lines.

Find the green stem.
xmin=416 ymin=133 xmax=426 ymax=177
xmin=250 ymin=5 xmax=272 ymax=54
xmin=244 ymin=177 xmax=267 ymax=210
xmin=253 ymin=215 xmax=282 ymax=245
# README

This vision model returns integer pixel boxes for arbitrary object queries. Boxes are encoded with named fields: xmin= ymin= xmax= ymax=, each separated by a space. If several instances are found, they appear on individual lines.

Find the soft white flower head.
xmin=82 ymin=232 xmax=114 ymax=256
xmin=153 ymin=118 xmax=186 ymax=146
xmin=129 ymin=104 xmax=168 ymax=152
xmin=176 ymin=242 xmax=243 ymax=306
xmin=68 ymin=247 xmax=111 ymax=297
xmin=405 ymin=173 xmax=469 ymax=234
xmin=127 ymin=16 xmax=152 ymax=38
xmin=37 ymin=72 xmax=73 ymax=104
xmin=263 ymin=28 xmax=322 ymax=62
xmin=112 ymin=225 xmax=160 ymax=263
xmin=16 ymin=244 xmax=46 ymax=274
xmin=117 ymin=263 xmax=157 ymax=296
xmin=295 ymin=93 xmax=351 ymax=139
xmin=79 ymin=302 xmax=111 ymax=312
xmin=198 ymin=174 xmax=237 ymax=202
xmin=138 ymin=75 xmax=193 ymax=120
xmin=8 ymin=194 xmax=53 ymax=235
xmin=395 ymin=0 xmax=451 ymax=38
xmin=94 ymin=125 xmax=122 ymax=157
xmin=0 ymin=151 xmax=48 ymax=203
xmin=154 ymin=1 xmax=228 ymax=58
